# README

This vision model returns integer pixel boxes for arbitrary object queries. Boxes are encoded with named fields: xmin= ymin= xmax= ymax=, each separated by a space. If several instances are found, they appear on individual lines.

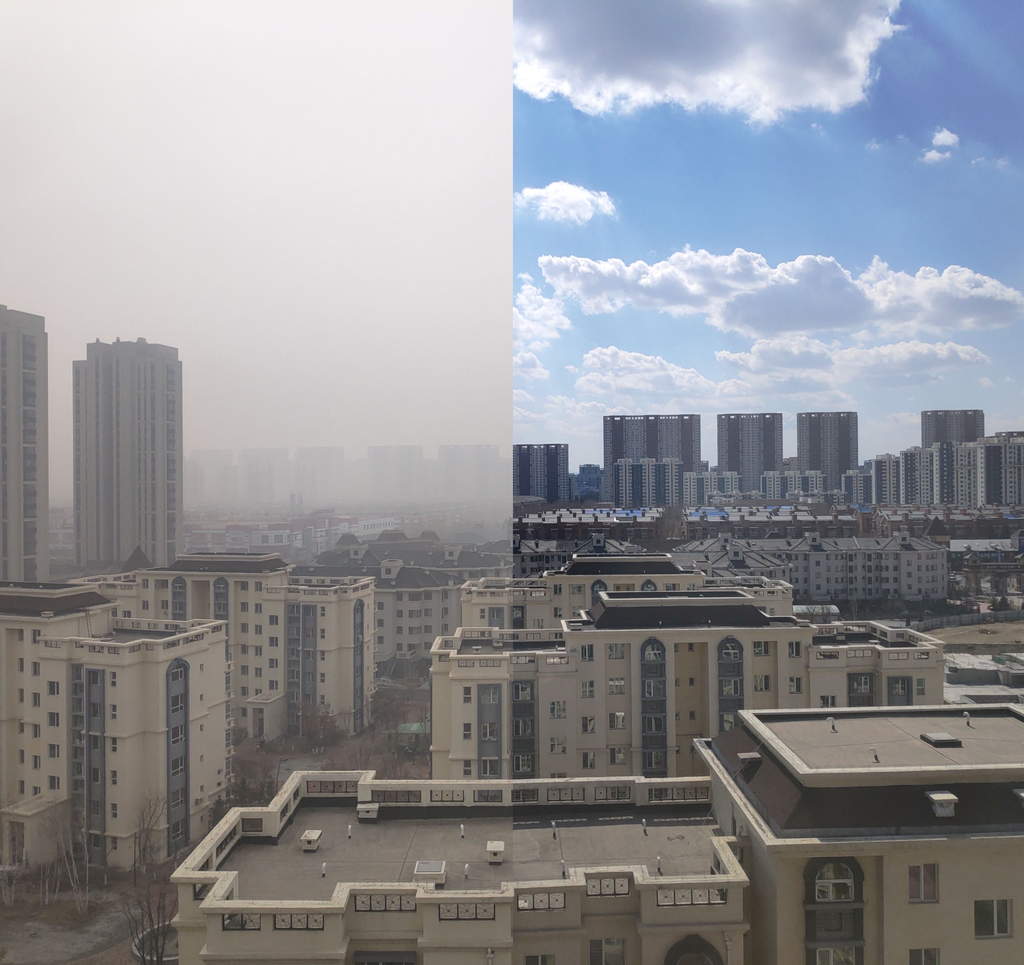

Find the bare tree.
xmin=301 ymin=701 xmax=338 ymax=756
xmin=134 ymin=793 xmax=166 ymax=879
xmin=122 ymin=878 xmax=176 ymax=965
xmin=44 ymin=806 xmax=88 ymax=912
xmin=229 ymin=755 xmax=278 ymax=806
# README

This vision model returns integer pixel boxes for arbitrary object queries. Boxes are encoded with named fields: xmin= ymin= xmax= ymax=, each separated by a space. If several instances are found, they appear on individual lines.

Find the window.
xmin=49 ymin=776 xmax=60 ymax=790
xmin=110 ymin=802 xmax=118 ymax=818
xmin=581 ymin=716 xmax=595 ymax=734
xmin=481 ymin=722 xmax=497 ymax=740
xmin=48 ymin=744 xmax=60 ymax=758
xmin=480 ymin=685 xmax=500 ymax=703
xmin=580 ymin=643 xmax=594 ymax=661
xmin=438 ymin=902 xmax=495 ymax=920
xmin=47 ymin=712 xmax=60 ymax=727
xmin=581 ymin=680 xmax=594 ymax=698
xmin=909 ymin=864 xmax=937 ymax=902
xmin=550 ymin=737 xmax=566 ymax=754
xmin=720 ymin=679 xmax=740 ymax=697
xmin=110 ymin=704 xmax=117 ymax=720
xmin=32 ymin=755 xmax=41 ymax=770
xmin=32 ymin=724 xmax=41 ymax=738
xmin=916 ymin=678 xmax=926 ymax=696
xmin=815 ymin=863 xmax=855 ymax=902
xmin=820 ymin=695 xmax=837 ymax=707
xmin=608 ymin=643 xmax=624 ymax=659
xmin=908 ymin=951 xmax=939 ymax=965
xmin=974 ymin=898 xmax=1010 ymax=938
xmin=480 ymin=760 xmax=500 ymax=778
xmin=31 ymin=661 xmax=40 ymax=676
xmin=463 ymin=723 xmax=472 ymax=740
xmin=610 ymin=747 xmax=626 ymax=765
xmin=788 ymin=676 xmax=803 ymax=695
xmin=788 ymin=640 xmax=802 ymax=658
xmin=32 ymin=692 xmax=41 ymax=707
xmin=170 ymin=756 xmax=185 ymax=777
xmin=549 ymin=701 xmax=566 ymax=719
xmin=753 ymin=640 xmax=770 ymax=656
xmin=608 ymin=677 xmax=625 ymax=695
xmin=111 ymin=770 xmax=117 ymax=785
xmin=109 ymin=737 xmax=117 ymax=752
xmin=582 ymin=751 xmax=596 ymax=769
xmin=462 ymin=686 xmax=472 ymax=704
xmin=513 ymin=754 xmax=534 ymax=773
xmin=589 ymin=938 xmax=625 ymax=965
xmin=47 ymin=681 xmax=59 ymax=696
xmin=608 ymin=712 xmax=625 ymax=729
xmin=171 ymin=724 xmax=185 ymax=745
xmin=463 ymin=760 xmax=472 ymax=776
xmin=754 ymin=674 xmax=771 ymax=692
xmin=815 ymin=949 xmax=856 ymax=964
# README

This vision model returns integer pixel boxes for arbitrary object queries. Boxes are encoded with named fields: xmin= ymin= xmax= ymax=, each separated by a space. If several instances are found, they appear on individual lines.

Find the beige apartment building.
xmin=0 ymin=582 xmax=230 ymax=869
xmin=76 ymin=553 xmax=375 ymax=738
xmin=432 ymin=576 xmax=943 ymax=782
xmin=171 ymin=770 xmax=747 ymax=965
xmin=698 ymin=704 xmax=1024 ymax=964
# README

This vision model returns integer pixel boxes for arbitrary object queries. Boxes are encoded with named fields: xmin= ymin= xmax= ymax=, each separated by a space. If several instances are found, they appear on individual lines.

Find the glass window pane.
xmin=975 ymin=900 xmax=995 ymax=936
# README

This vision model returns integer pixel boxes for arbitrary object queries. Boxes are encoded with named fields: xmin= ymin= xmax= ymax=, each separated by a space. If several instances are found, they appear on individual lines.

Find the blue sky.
xmin=512 ymin=0 xmax=1024 ymax=470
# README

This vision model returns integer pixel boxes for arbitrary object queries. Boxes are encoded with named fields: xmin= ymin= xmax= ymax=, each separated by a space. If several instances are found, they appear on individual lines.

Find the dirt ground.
xmin=0 ymin=894 xmax=132 ymax=965
xmin=931 ymin=620 xmax=1024 ymax=651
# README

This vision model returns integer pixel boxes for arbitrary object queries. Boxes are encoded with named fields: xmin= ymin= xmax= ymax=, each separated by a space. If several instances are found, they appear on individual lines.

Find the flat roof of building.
xmin=576 ymin=596 xmax=781 ymax=632
xmin=158 ymin=554 xmax=289 ymax=574
xmin=219 ymin=805 xmax=717 ymax=901
xmin=560 ymin=556 xmax=684 ymax=576
xmin=0 ymin=587 xmax=114 ymax=617
xmin=707 ymin=706 xmax=1024 ymax=837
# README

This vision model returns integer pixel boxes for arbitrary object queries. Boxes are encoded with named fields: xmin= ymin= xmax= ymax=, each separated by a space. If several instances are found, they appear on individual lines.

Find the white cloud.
xmin=831 ymin=339 xmax=989 ymax=384
xmin=513 ymin=0 xmax=902 ymax=122
xmin=996 ymin=157 xmax=1009 ymax=169
xmin=979 ymin=377 xmax=995 ymax=389
xmin=866 ymin=138 xmax=880 ymax=150
xmin=921 ymin=148 xmax=951 ymax=163
xmin=514 ymin=181 xmax=616 ymax=225
xmin=932 ymin=127 xmax=959 ymax=147
xmin=537 ymin=248 xmax=1023 ymax=338
xmin=513 ymin=275 xmax=572 ymax=350
xmin=513 ymin=351 xmax=550 ymax=381
xmin=512 ymin=389 xmax=535 ymax=404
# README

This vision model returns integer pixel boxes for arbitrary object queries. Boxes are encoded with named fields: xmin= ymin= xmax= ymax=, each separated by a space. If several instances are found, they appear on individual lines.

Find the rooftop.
xmin=219 ymin=805 xmax=717 ymax=901
xmin=560 ymin=555 xmax=685 ymax=576
xmin=572 ymin=592 xmax=784 ymax=632
xmin=0 ymin=585 xmax=115 ymax=617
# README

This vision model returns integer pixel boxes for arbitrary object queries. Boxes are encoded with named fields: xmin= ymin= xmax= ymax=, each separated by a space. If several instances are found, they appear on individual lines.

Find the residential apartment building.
xmin=0 ymin=305 xmax=48 ymax=581
xmin=75 ymin=554 xmax=374 ymax=738
xmin=438 ymin=444 xmax=502 ymax=502
xmin=367 ymin=446 xmax=426 ymax=504
xmin=0 ymin=582 xmax=230 ymax=869
xmin=73 ymin=338 xmax=182 ymax=567
xmin=921 ymin=408 xmax=985 ymax=447
xmin=717 ymin=413 xmax=783 ymax=492
xmin=238 ymin=448 xmax=291 ymax=507
xmin=867 ymin=453 xmax=900 ymax=506
xmin=293 ymin=447 xmax=345 ymax=507
xmin=700 ymin=704 xmax=1024 ymax=964
xmin=171 ymin=769 xmax=747 ymax=965
xmin=603 ymin=414 xmax=701 ymax=471
xmin=513 ymin=443 xmax=569 ymax=503
xmin=431 ymin=576 xmax=943 ymax=781
xmin=610 ymin=459 xmax=741 ymax=508
xmin=679 ymin=533 xmax=948 ymax=603
xmin=797 ymin=411 xmax=858 ymax=491
xmin=760 ymin=470 xmax=826 ymax=501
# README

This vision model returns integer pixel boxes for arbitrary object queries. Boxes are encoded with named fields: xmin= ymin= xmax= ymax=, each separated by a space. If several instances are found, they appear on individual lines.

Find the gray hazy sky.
xmin=0 ymin=1 xmax=511 ymax=503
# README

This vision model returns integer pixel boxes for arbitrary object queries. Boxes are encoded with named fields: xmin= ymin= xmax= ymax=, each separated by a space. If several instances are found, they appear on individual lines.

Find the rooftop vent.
xmin=926 ymin=790 xmax=958 ymax=818
xmin=920 ymin=732 xmax=963 ymax=748
xmin=413 ymin=860 xmax=446 ymax=886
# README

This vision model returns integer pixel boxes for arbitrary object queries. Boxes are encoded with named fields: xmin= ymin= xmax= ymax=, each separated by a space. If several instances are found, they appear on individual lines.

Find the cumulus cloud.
xmin=513 ymin=351 xmax=550 ymax=381
xmin=512 ymin=389 xmax=535 ymax=404
xmin=932 ymin=127 xmax=959 ymax=147
xmin=537 ymin=248 xmax=1023 ymax=338
xmin=514 ymin=181 xmax=616 ymax=225
xmin=513 ymin=0 xmax=902 ymax=122
xmin=979 ymin=377 xmax=995 ymax=388
xmin=866 ymin=138 xmax=880 ymax=150
xmin=513 ymin=275 xmax=572 ymax=350
xmin=921 ymin=148 xmax=951 ymax=164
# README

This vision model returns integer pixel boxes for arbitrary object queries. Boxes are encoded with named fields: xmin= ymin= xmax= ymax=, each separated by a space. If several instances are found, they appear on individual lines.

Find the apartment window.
xmin=789 ymin=677 xmax=803 ymax=695
xmin=240 ymin=686 xmax=249 ymax=697
xmin=582 ymin=716 xmax=595 ymax=734
xmin=788 ymin=640 xmax=802 ymax=658
xmin=974 ymin=899 xmax=1010 ymax=938
xmin=581 ymin=680 xmax=594 ymax=698
xmin=463 ymin=723 xmax=472 ymax=740
xmin=481 ymin=685 xmax=500 ymax=703
xmin=49 ymin=776 xmax=60 ymax=791
xmin=753 ymin=674 xmax=771 ymax=692
xmin=170 ymin=756 xmax=185 ymax=777
xmin=463 ymin=760 xmax=472 ymax=777
xmin=916 ymin=678 xmax=926 ymax=696
xmin=240 ymin=623 xmax=248 ymax=633
xmin=32 ymin=724 xmax=41 ymax=738
xmin=18 ymin=657 xmax=24 ymax=672
xmin=18 ymin=750 xmax=25 ymax=764
xmin=47 ymin=712 xmax=60 ymax=727
xmin=909 ymin=864 xmax=937 ymax=903
xmin=582 ymin=751 xmax=596 ymax=769
xmin=47 ymin=681 xmax=59 ymax=696
xmin=48 ymin=744 xmax=60 ymax=758
xmin=908 ymin=952 xmax=939 ymax=965
xmin=32 ymin=755 xmax=41 ymax=770
xmin=589 ymin=939 xmax=625 ymax=965
xmin=109 ymin=737 xmax=117 ymax=752
xmin=608 ymin=677 xmax=625 ymax=695
xmin=513 ymin=754 xmax=534 ymax=773
xmin=240 ymin=665 xmax=249 ymax=676
xmin=480 ymin=759 xmax=500 ymax=777
xmin=482 ymin=722 xmax=497 ymax=740
xmin=31 ymin=661 xmax=40 ymax=676
xmin=753 ymin=641 xmax=770 ymax=656
xmin=525 ymin=956 xmax=555 ymax=965
xmin=549 ymin=737 xmax=566 ymax=754
xmin=110 ymin=704 xmax=117 ymax=720
xmin=820 ymin=695 xmax=837 ymax=707
xmin=32 ymin=692 xmax=41 ymax=707
xmin=512 ymin=682 xmax=532 ymax=700
xmin=17 ymin=688 xmax=23 ymax=703
xmin=240 ymin=602 xmax=248 ymax=612
xmin=608 ymin=643 xmax=624 ymax=660
xmin=463 ymin=686 xmax=472 ymax=704
xmin=549 ymin=701 xmax=566 ymax=719
xmin=171 ymin=724 xmax=185 ymax=745
xmin=580 ymin=643 xmax=593 ymax=661
xmin=110 ymin=770 xmax=117 ymax=785
xmin=110 ymin=671 xmax=116 ymax=687
xmin=110 ymin=803 xmax=118 ymax=818
xmin=268 ymin=658 xmax=278 ymax=669
xmin=610 ymin=747 xmax=626 ymax=765
xmin=608 ymin=712 xmax=625 ymax=729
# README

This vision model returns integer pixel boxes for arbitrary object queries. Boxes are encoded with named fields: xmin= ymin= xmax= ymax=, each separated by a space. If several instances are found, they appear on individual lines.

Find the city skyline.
xmin=512 ymin=1 xmax=1024 ymax=470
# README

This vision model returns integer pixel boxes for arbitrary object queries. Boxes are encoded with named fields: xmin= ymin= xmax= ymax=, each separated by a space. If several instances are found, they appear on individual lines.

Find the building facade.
xmin=0 ymin=582 xmax=230 ymax=870
xmin=0 ymin=305 xmax=48 ymax=581
xmin=73 ymin=338 xmax=182 ymax=567
xmin=603 ymin=414 xmax=701 ymax=471
xmin=921 ymin=409 xmax=985 ymax=448
xmin=513 ymin=444 xmax=570 ymax=503
xmin=797 ymin=411 xmax=858 ymax=492
xmin=717 ymin=413 xmax=783 ymax=492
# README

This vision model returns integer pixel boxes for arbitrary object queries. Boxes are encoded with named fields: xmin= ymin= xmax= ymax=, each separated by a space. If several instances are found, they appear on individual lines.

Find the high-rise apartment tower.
xmin=513 ymin=443 xmax=569 ymax=502
xmin=73 ymin=338 xmax=182 ymax=567
xmin=921 ymin=409 xmax=984 ymax=448
xmin=797 ymin=411 xmax=858 ymax=491
xmin=0 ymin=305 xmax=48 ymax=580
xmin=603 ymin=414 xmax=701 ymax=470
xmin=717 ymin=412 xmax=783 ymax=492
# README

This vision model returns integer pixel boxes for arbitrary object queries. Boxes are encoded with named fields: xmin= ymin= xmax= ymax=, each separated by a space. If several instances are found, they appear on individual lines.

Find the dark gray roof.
xmin=586 ymin=600 xmax=775 ymax=631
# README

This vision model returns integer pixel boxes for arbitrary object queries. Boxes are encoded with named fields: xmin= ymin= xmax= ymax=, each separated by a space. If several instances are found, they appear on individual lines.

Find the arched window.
xmin=717 ymin=637 xmax=744 ymax=732
xmin=643 ymin=640 xmax=665 ymax=661
xmin=213 ymin=577 xmax=228 ymax=620
xmin=663 ymin=935 xmax=724 ymax=965
xmin=590 ymin=580 xmax=607 ymax=608
xmin=171 ymin=576 xmax=186 ymax=617
xmin=719 ymin=640 xmax=741 ymax=661
xmin=641 ymin=579 xmax=657 ymax=592
xmin=815 ymin=863 xmax=855 ymax=902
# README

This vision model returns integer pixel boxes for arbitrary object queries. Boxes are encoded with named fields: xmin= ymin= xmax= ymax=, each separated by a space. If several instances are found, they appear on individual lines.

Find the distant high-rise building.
xmin=0 ymin=305 xmax=48 ymax=580
xmin=572 ymin=463 xmax=603 ymax=500
xmin=73 ymin=338 xmax=182 ymax=566
xmin=513 ymin=444 xmax=569 ymax=503
xmin=438 ymin=444 xmax=501 ymax=502
xmin=867 ymin=454 xmax=900 ymax=506
xmin=238 ymin=448 xmax=290 ymax=506
xmin=294 ymin=447 xmax=345 ymax=507
xmin=921 ymin=409 xmax=984 ymax=448
xmin=185 ymin=449 xmax=238 ymax=508
xmin=717 ymin=413 xmax=783 ymax=492
xmin=603 ymin=414 xmax=701 ymax=470
xmin=367 ymin=446 xmax=425 ymax=504
xmin=797 ymin=411 xmax=858 ymax=491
